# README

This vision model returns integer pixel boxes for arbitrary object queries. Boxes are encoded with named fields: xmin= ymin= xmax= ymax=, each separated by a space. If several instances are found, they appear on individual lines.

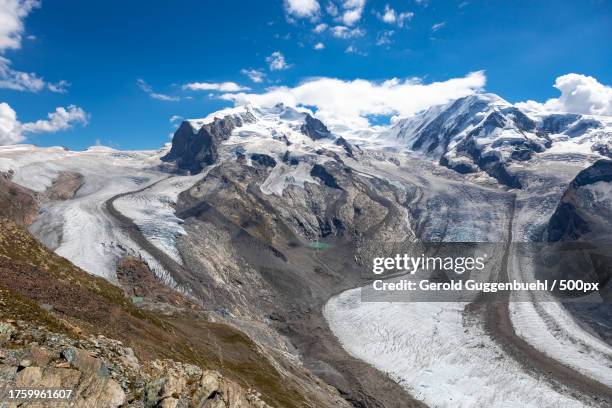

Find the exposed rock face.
xmin=45 ymin=171 xmax=84 ymax=201
xmin=300 ymin=114 xmax=332 ymax=140
xmin=548 ymin=160 xmax=612 ymax=242
xmin=310 ymin=163 xmax=341 ymax=189
xmin=170 ymin=147 xmax=425 ymax=406
xmin=0 ymin=172 xmax=38 ymax=225
xmin=162 ymin=111 xmax=256 ymax=173
xmin=250 ymin=153 xmax=277 ymax=168
xmin=546 ymin=160 xmax=612 ymax=302
xmin=0 ymin=320 xmax=270 ymax=408
xmin=335 ymin=136 xmax=357 ymax=158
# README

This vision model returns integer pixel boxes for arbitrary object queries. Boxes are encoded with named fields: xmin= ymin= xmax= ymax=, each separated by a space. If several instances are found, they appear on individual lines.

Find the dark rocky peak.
xmin=162 ymin=110 xmax=256 ymax=174
xmin=301 ymin=114 xmax=332 ymax=140
xmin=572 ymin=159 xmax=612 ymax=187
xmin=335 ymin=136 xmax=358 ymax=158
xmin=547 ymin=160 xmax=612 ymax=242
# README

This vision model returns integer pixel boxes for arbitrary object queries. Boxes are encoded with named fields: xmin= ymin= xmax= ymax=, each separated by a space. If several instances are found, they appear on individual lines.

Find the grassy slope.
xmin=0 ymin=218 xmax=308 ymax=407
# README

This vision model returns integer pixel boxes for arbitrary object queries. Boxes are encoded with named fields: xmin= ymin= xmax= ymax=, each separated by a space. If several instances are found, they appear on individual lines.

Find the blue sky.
xmin=0 ymin=0 xmax=611 ymax=150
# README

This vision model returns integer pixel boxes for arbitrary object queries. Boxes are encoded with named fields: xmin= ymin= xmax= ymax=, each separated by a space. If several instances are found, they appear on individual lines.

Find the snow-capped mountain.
xmin=2 ymin=92 xmax=612 ymax=408
xmin=382 ymin=93 xmax=612 ymax=188
xmin=162 ymin=104 xmax=359 ymax=196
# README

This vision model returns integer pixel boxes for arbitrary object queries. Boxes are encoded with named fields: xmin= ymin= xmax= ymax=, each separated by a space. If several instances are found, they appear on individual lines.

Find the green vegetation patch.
xmin=307 ymin=241 xmax=332 ymax=250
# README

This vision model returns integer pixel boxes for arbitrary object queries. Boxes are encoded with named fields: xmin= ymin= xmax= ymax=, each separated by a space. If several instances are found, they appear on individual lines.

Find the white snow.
xmin=325 ymin=292 xmax=584 ymax=408
xmin=0 ymin=145 xmax=181 ymax=284
xmin=508 ymin=249 xmax=612 ymax=387
xmin=113 ymin=174 xmax=204 ymax=264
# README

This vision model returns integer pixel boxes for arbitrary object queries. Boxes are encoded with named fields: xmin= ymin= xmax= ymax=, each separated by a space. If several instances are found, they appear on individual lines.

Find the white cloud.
xmin=340 ymin=0 xmax=366 ymax=26
xmin=137 ymin=78 xmax=180 ymax=101
xmin=0 ymin=2 xmax=69 ymax=94
xmin=378 ymin=5 xmax=414 ymax=27
xmin=241 ymin=68 xmax=266 ymax=83
xmin=326 ymin=1 xmax=339 ymax=16
xmin=313 ymin=23 xmax=328 ymax=33
xmin=314 ymin=42 xmax=325 ymax=50
xmin=516 ymin=73 xmax=612 ymax=116
xmin=431 ymin=22 xmax=446 ymax=31
xmin=0 ymin=56 xmax=43 ymax=91
xmin=284 ymin=0 xmax=320 ymax=18
xmin=331 ymin=25 xmax=365 ymax=39
xmin=220 ymin=71 xmax=486 ymax=129
xmin=376 ymin=30 xmax=394 ymax=46
xmin=266 ymin=51 xmax=290 ymax=71
xmin=0 ymin=102 xmax=23 ymax=144
xmin=169 ymin=115 xmax=183 ymax=123
xmin=183 ymin=81 xmax=250 ymax=92
xmin=0 ymin=102 xmax=89 ymax=145
xmin=345 ymin=45 xmax=356 ymax=53
xmin=48 ymin=79 xmax=70 ymax=94
xmin=0 ymin=0 xmax=40 ymax=52
xmin=22 ymin=105 xmax=89 ymax=133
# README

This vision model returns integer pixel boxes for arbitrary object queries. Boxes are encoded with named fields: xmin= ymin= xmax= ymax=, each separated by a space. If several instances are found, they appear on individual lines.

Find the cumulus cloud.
xmin=21 ymin=105 xmax=88 ymax=133
xmin=331 ymin=25 xmax=365 ymax=39
xmin=220 ymin=71 xmax=486 ymax=129
xmin=516 ymin=73 xmax=612 ymax=116
xmin=284 ymin=0 xmax=320 ymax=18
xmin=339 ymin=0 xmax=365 ymax=26
xmin=377 ymin=5 xmax=414 ymax=27
xmin=313 ymin=23 xmax=328 ymax=33
xmin=137 ymin=79 xmax=180 ymax=101
xmin=0 ymin=102 xmax=88 ymax=145
xmin=314 ymin=42 xmax=325 ymax=50
xmin=182 ymin=81 xmax=250 ymax=92
xmin=0 ymin=0 xmax=40 ymax=52
xmin=0 ymin=102 xmax=23 ymax=144
xmin=266 ymin=51 xmax=290 ymax=71
xmin=241 ymin=68 xmax=266 ymax=83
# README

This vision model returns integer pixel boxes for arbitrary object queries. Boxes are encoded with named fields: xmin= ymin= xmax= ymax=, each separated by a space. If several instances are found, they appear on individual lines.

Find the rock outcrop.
xmin=300 ymin=114 xmax=332 ymax=140
xmin=162 ymin=111 xmax=256 ymax=174
xmin=547 ymin=160 xmax=612 ymax=242
xmin=0 ymin=319 xmax=270 ymax=408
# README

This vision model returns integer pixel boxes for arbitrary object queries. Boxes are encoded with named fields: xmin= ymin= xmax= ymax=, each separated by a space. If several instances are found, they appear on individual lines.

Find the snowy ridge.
xmin=378 ymin=93 xmax=612 ymax=186
xmin=186 ymin=103 xmax=351 ymax=196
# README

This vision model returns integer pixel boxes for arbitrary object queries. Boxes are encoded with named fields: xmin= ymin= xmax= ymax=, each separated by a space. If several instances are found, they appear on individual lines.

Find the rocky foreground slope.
xmin=0 ymin=176 xmax=346 ymax=408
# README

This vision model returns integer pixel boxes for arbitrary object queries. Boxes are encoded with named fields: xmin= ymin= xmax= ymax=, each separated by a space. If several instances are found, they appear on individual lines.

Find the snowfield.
xmin=325 ymin=293 xmax=585 ymax=408
xmin=113 ymin=174 xmax=204 ymax=264
xmin=0 ymin=145 xmax=184 ymax=284
xmin=324 ymin=289 xmax=583 ymax=408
